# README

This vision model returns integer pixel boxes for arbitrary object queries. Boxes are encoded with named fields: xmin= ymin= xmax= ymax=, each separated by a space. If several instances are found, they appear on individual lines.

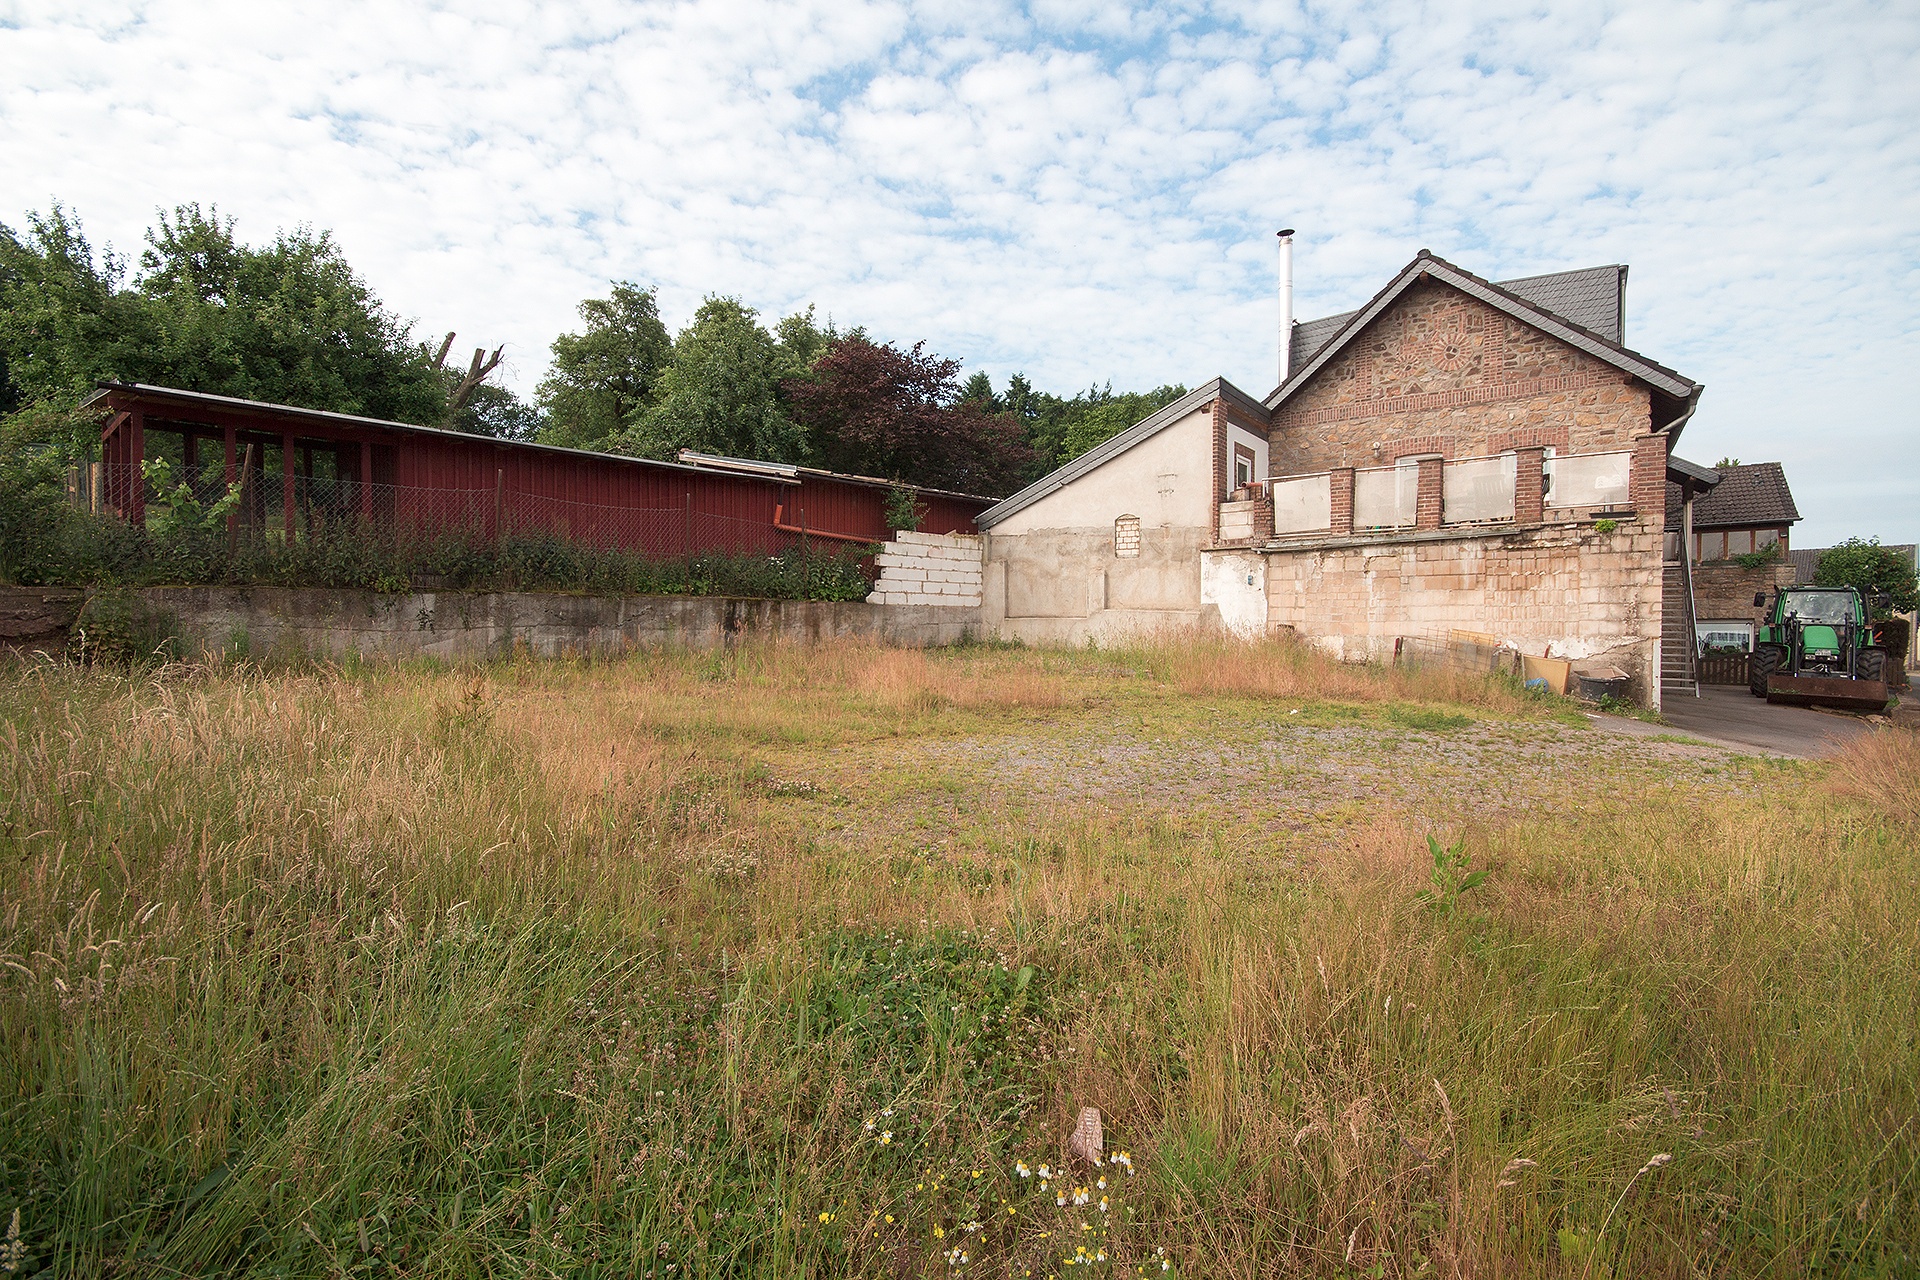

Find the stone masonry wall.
xmin=1272 ymin=280 xmax=1655 ymax=487
xmin=1693 ymin=558 xmax=1796 ymax=624
xmin=867 ymin=531 xmax=983 ymax=607
xmin=1264 ymin=522 xmax=1666 ymax=704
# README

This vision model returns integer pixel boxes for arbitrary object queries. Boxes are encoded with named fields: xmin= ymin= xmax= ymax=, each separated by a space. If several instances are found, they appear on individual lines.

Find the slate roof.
xmin=1288 ymin=264 xmax=1627 ymax=374
xmin=1666 ymin=461 xmax=1800 ymax=530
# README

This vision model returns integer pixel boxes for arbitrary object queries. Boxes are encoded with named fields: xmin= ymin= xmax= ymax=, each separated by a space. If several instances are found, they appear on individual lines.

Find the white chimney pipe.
xmin=1277 ymin=228 xmax=1296 ymax=386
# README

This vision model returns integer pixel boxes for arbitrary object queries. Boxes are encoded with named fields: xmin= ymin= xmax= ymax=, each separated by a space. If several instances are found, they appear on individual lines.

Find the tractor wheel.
xmin=1750 ymin=644 xmax=1787 ymax=697
xmin=1856 ymin=647 xmax=1889 ymax=684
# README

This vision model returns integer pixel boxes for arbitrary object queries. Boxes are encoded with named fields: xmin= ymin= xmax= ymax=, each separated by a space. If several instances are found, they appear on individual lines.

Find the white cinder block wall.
xmin=867 ymin=532 xmax=983 ymax=607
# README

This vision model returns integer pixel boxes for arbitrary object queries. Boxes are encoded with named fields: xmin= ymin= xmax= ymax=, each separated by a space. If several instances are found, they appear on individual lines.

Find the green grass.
xmin=1 ymin=637 xmax=1916 ymax=1278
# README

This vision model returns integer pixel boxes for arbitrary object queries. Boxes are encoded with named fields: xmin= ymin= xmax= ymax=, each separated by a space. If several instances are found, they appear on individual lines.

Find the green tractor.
xmin=1748 ymin=585 xmax=1894 ymax=712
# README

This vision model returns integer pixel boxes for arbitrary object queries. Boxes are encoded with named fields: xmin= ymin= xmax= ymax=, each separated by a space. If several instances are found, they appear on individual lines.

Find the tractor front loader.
xmin=1748 ymin=586 xmax=1894 ymax=712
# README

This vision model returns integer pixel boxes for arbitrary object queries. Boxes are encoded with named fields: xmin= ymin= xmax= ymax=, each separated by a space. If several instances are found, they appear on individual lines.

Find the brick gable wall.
xmin=1271 ymin=281 xmax=1654 ymax=497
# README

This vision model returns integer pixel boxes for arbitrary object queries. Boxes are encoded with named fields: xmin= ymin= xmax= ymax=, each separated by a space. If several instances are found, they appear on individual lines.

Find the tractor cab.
xmin=1749 ymin=586 xmax=1892 ymax=711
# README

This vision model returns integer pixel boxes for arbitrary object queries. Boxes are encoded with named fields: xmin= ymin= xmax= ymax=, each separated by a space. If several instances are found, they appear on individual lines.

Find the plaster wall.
xmin=1201 ymin=550 xmax=1268 ymax=639
xmin=984 ymin=407 xmax=1219 ymax=644
xmin=991 ymin=409 xmax=1213 ymax=535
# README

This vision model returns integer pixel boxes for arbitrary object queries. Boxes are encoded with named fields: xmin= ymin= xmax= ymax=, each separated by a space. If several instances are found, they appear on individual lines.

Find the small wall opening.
xmin=1113 ymin=514 xmax=1141 ymax=558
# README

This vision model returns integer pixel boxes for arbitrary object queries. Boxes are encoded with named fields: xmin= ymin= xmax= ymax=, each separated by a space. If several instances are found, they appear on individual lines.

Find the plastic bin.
xmin=1574 ymin=670 xmax=1631 ymax=702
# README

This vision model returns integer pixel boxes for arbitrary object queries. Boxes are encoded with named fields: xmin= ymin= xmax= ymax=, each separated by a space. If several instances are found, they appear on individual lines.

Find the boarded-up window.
xmin=1355 ymin=464 xmax=1418 ymax=529
xmin=1271 ymin=472 xmax=1332 ymax=533
xmin=1114 ymin=514 xmax=1141 ymax=558
xmin=1544 ymin=450 xmax=1631 ymax=509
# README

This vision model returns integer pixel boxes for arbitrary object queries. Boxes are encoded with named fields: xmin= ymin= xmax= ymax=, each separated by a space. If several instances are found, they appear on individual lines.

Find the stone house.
xmin=975 ymin=248 xmax=1719 ymax=707
xmin=1667 ymin=462 xmax=1800 ymax=654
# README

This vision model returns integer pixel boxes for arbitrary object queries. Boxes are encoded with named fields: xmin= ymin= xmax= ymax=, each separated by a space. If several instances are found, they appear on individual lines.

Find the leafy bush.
xmin=1815 ymin=536 xmax=1919 ymax=617
xmin=0 ymin=480 xmax=876 ymax=602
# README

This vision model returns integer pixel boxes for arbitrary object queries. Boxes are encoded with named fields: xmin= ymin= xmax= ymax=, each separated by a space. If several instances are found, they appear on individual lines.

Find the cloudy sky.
xmin=4 ymin=0 xmax=1916 ymax=544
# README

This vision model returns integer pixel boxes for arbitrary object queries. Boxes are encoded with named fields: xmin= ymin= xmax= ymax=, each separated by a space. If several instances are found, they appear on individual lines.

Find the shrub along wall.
xmin=1 ymin=472 xmax=875 ymax=603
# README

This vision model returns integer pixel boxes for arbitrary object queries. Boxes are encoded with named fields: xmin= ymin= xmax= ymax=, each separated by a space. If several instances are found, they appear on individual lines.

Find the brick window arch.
xmin=1113 ymin=514 xmax=1141 ymax=558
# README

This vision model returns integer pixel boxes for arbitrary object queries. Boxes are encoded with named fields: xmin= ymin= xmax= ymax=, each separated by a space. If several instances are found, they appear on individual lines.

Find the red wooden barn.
xmin=86 ymin=383 xmax=994 ymax=554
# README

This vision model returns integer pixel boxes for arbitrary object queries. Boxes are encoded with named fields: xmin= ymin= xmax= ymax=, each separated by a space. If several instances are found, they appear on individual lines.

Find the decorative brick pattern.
xmin=868 ymin=531 xmax=984 ymax=607
xmin=1489 ymin=425 xmax=1571 ymax=453
xmin=1514 ymin=447 xmax=1546 ymax=523
xmin=1389 ymin=435 xmax=1455 ymax=462
xmin=1330 ymin=468 xmax=1355 ymax=535
xmin=1271 ymin=281 xmax=1652 ymax=476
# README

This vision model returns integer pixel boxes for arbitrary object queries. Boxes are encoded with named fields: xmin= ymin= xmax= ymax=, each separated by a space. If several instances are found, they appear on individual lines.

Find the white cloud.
xmin=1 ymin=0 xmax=1915 ymax=543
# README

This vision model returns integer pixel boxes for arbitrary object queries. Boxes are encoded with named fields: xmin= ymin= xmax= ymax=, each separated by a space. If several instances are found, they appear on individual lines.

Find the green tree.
xmin=618 ymin=297 xmax=809 ymax=463
xmin=0 ymin=206 xmax=155 ymax=452
xmin=535 ymin=283 xmax=672 ymax=451
xmin=133 ymin=204 xmax=446 ymax=423
xmin=959 ymin=371 xmax=998 ymax=410
xmin=3 ymin=201 xmax=464 ymax=465
xmin=1814 ymin=537 xmax=1919 ymax=618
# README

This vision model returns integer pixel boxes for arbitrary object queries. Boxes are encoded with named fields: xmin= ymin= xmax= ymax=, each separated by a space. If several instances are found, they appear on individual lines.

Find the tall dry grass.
xmin=1 ymin=640 xmax=1915 ymax=1277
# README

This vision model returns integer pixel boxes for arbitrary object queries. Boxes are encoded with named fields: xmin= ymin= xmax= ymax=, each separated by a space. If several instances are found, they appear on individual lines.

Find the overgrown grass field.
xmin=2 ymin=638 xmax=1915 ymax=1277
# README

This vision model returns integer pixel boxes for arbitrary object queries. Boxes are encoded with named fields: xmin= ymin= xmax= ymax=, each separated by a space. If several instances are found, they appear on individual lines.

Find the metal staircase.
xmin=1661 ymin=547 xmax=1701 ymax=698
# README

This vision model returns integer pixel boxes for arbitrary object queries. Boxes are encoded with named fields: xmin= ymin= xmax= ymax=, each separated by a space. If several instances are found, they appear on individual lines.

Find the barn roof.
xmin=83 ymin=382 xmax=996 ymax=502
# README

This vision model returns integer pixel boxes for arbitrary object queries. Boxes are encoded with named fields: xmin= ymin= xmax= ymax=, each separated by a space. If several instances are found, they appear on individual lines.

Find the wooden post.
xmin=359 ymin=441 xmax=374 ymax=524
xmin=494 ymin=468 xmax=504 ymax=546
xmin=282 ymin=432 xmax=296 ymax=542
xmin=128 ymin=409 xmax=146 ymax=527
xmin=302 ymin=445 xmax=314 ymax=531
xmin=183 ymin=432 xmax=199 ymax=483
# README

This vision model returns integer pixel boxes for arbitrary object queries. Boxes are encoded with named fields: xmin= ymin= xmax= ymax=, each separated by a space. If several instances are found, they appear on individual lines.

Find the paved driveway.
xmin=1609 ymin=685 xmax=1877 ymax=758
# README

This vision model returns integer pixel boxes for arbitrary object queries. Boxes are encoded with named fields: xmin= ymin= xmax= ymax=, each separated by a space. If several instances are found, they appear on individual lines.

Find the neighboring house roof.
xmin=1288 ymin=264 xmax=1627 ymax=372
xmin=1268 ymin=252 xmax=1698 ymax=415
xmin=1791 ymin=544 xmax=1919 ymax=586
xmin=1668 ymin=461 xmax=1800 ymax=530
xmin=974 ymin=377 xmax=1264 ymax=530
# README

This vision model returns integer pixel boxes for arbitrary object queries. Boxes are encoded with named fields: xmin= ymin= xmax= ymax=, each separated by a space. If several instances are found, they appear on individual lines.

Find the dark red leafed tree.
xmin=785 ymin=337 xmax=1032 ymax=496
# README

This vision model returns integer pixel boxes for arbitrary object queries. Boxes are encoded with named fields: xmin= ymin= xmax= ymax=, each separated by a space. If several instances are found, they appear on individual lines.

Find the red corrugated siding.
xmin=101 ymin=387 xmax=992 ymax=556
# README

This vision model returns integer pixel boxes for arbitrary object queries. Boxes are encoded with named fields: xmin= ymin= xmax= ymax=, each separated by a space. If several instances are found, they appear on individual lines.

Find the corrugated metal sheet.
xmin=93 ymin=384 xmax=991 ymax=556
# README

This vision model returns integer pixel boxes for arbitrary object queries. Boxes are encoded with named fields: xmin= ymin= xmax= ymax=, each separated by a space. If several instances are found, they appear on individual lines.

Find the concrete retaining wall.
xmin=121 ymin=587 xmax=981 ymax=659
